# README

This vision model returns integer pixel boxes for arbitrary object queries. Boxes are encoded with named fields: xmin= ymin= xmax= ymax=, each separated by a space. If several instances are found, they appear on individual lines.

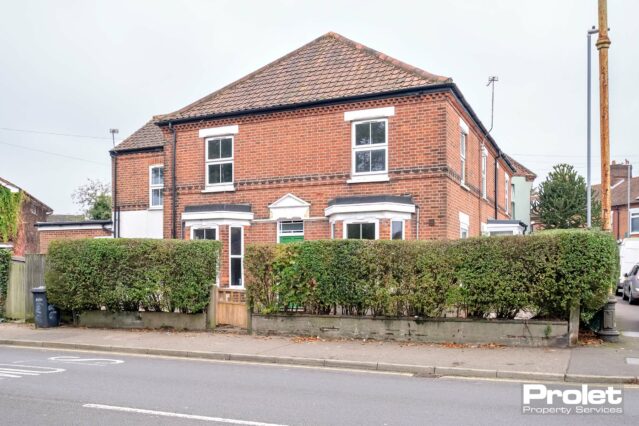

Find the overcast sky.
xmin=1 ymin=0 xmax=637 ymax=213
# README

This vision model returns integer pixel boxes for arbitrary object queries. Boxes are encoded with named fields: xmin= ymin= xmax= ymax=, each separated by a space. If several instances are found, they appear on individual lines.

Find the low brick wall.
xmin=251 ymin=314 xmax=571 ymax=347
xmin=78 ymin=311 xmax=207 ymax=331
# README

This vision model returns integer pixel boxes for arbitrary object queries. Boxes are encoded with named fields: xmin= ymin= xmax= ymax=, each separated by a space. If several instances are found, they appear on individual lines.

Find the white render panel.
xmin=198 ymin=125 xmax=239 ymax=138
xmin=119 ymin=210 xmax=163 ymax=239
xmin=344 ymin=106 xmax=395 ymax=122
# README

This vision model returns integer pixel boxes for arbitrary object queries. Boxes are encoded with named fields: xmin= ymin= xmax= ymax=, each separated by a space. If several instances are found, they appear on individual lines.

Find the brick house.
xmin=0 ymin=177 xmax=52 ymax=255
xmin=111 ymin=32 xmax=526 ymax=287
xmin=593 ymin=161 xmax=639 ymax=240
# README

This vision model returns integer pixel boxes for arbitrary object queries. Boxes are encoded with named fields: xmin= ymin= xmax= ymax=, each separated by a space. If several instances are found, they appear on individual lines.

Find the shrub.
xmin=46 ymin=239 xmax=220 ymax=314
xmin=0 ymin=249 xmax=10 ymax=317
xmin=245 ymin=230 xmax=618 ymax=321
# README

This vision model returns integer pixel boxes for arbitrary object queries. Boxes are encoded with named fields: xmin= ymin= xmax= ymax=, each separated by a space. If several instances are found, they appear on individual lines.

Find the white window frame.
xmin=459 ymin=212 xmax=470 ymax=239
xmin=190 ymin=225 xmax=219 ymax=241
xmin=205 ymin=135 xmax=234 ymax=188
xmin=229 ymin=226 xmax=244 ymax=288
xmin=330 ymin=222 xmax=335 ymax=239
xmin=277 ymin=220 xmax=304 ymax=243
xmin=460 ymin=130 xmax=467 ymax=186
xmin=505 ymin=173 xmax=510 ymax=214
xmin=149 ymin=165 xmax=164 ymax=209
xmin=191 ymin=225 xmax=220 ymax=286
xmin=351 ymin=119 xmax=389 ymax=177
xmin=390 ymin=219 xmax=405 ymax=240
xmin=343 ymin=219 xmax=379 ymax=240
xmin=460 ymin=224 xmax=469 ymax=239
xmin=481 ymin=148 xmax=487 ymax=199
xmin=631 ymin=208 xmax=639 ymax=235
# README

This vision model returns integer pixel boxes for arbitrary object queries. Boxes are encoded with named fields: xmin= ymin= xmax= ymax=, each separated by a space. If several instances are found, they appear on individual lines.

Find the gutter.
xmin=110 ymin=151 xmax=119 ymax=238
xmin=155 ymin=83 xmax=515 ymax=173
xmin=170 ymin=122 xmax=177 ymax=239
xmin=494 ymin=152 xmax=501 ymax=219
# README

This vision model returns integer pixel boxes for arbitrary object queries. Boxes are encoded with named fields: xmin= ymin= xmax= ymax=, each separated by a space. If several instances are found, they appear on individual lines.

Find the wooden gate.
xmin=5 ymin=254 xmax=45 ymax=320
xmin=215 ymin=288 xmax=247 ymax=328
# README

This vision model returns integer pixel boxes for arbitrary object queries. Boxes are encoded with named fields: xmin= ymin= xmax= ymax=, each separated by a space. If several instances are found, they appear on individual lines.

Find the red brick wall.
xmin=38 ymin=228 xmax=112 ymax=254
xmin=113 ymin=150 xmax=165 ymax=211
xmin=114 ymin=90 xmax=514 ymax=284
xmin=12 ymin=195 xmax=50 ymax=256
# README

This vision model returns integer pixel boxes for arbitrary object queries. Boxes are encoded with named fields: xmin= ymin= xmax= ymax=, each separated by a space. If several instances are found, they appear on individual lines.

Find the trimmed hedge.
xmin=245 ymin=230 xmax=618 ymax=321
xmin=0 ymin=249 xmax=10 ymax=317
xmin=46 ymin=239 xmax=220 ymax=314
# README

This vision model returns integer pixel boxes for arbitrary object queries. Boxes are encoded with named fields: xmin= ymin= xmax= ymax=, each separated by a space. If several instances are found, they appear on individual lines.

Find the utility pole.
xmin=587 ymin=26 xmax=597 ymax=228
xmin=597 ymin=0 xmax=611 ymax=231
xmin=595 ymin=0 xmax=619 ymax=343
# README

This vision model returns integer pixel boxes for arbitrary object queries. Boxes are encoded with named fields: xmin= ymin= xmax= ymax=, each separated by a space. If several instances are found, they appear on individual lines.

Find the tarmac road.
xmin=0 ymin=346 xmax=638 ymax=425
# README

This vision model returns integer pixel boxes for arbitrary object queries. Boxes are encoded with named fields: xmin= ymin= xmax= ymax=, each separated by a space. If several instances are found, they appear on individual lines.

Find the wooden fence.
xmin=4 ymin=254 xmax=45 ymax=320
xmin=215 ymin=288 xmax=247 ymax=328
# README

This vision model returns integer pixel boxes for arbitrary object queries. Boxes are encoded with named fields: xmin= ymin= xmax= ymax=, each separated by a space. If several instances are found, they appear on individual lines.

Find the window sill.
xmin=460 ymin=183 xmax=471 ymax=192
xmin=202 ymin=184 xmax=236 ymax=193
xmin=347 ymin=174 xmax=390 ymax=184
xmin=148 ymin=206 xmax=163 ymax=211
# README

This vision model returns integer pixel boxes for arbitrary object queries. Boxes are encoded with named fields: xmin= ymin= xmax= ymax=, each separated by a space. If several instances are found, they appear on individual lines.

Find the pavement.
xmin=1 ymin=295 xmax=638 ymax=384
xmin=2 ymin=346 xmax=637 ymax=425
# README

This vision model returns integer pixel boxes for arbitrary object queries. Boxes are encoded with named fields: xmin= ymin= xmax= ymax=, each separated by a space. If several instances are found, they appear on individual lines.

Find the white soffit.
xmin=198 ymin=125 xmax=239 ymax=139
xmin=325 ymin=202 xmax=415 ymax=218
xmin=344 ymin=106 xmax=395 ymax=122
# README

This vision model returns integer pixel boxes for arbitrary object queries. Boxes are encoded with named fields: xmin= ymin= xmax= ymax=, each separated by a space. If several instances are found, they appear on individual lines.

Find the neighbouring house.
xmin=111 ymin=32 xmax=525 ymax=288
xmin=36 ymin=218 xmax=113 ymax=254
xmin=503 ymin=154 xmax=537 ymax=233
xmin=0 ymin=177 xmax=53 ymax=255
xmin=593 ymin=160 xmax=639 ymax=240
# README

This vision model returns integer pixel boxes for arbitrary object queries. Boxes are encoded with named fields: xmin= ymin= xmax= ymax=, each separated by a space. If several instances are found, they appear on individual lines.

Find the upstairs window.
xmin=460 ymin=131 xmax=467 ymax=185
xmin=631 ymin=209 xmax=639 ymax=234
xmin=206 ymin=136 xmax=233 ymax=186
xmin=149 ymin=165 xmax=164 ymax=208
xmin=352 ymin=120 xmax=387 ymax=175
xmin=505 ymin=174 xmax=510 ymax=214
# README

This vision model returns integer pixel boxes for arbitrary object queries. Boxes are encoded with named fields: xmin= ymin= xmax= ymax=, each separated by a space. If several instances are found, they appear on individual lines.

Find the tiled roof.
xmin=112 ymin=120 xmax=166 ymax=152
xmin=593 ymin=176 xmax=639 ymax=207
xmin=159 ymin=32 xmax=451 ymax=123
xmin=503 ymin=154 xmax=537 ymax=181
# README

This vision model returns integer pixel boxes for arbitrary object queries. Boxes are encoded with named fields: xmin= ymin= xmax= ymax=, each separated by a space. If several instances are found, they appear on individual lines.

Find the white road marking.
xmin=83 ymin=404 xmax=288 ymax=426
xmin=48 ymin=356 xmax=124 ymax=366
xmin=622 ymin=331 xmax=639 ymax=338
xmin=0 ymin=364 xmax=65 ymax=380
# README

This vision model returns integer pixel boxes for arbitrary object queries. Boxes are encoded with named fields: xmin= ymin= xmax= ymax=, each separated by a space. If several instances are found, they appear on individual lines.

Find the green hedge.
xmin=245 ymin=230 xmax=618 ymax=321
xmin=46 ymin=239 xmax=220 ymax=314
xmin=0 ymin=249 xmax=10 ymax=317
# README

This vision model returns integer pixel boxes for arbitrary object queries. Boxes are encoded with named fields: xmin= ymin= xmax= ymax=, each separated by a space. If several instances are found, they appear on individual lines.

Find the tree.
xmin=72 ymin=179 xmax=112 ymax=220
xmin=533 ymin=163 xmax=599 ymax=229
xmin=87 ymin=194 xmax=112 ymax=220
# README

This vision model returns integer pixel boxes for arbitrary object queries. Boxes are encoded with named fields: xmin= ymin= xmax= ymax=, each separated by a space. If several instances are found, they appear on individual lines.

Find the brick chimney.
xmin=611 ymin=160 xmax=632 ymax=186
